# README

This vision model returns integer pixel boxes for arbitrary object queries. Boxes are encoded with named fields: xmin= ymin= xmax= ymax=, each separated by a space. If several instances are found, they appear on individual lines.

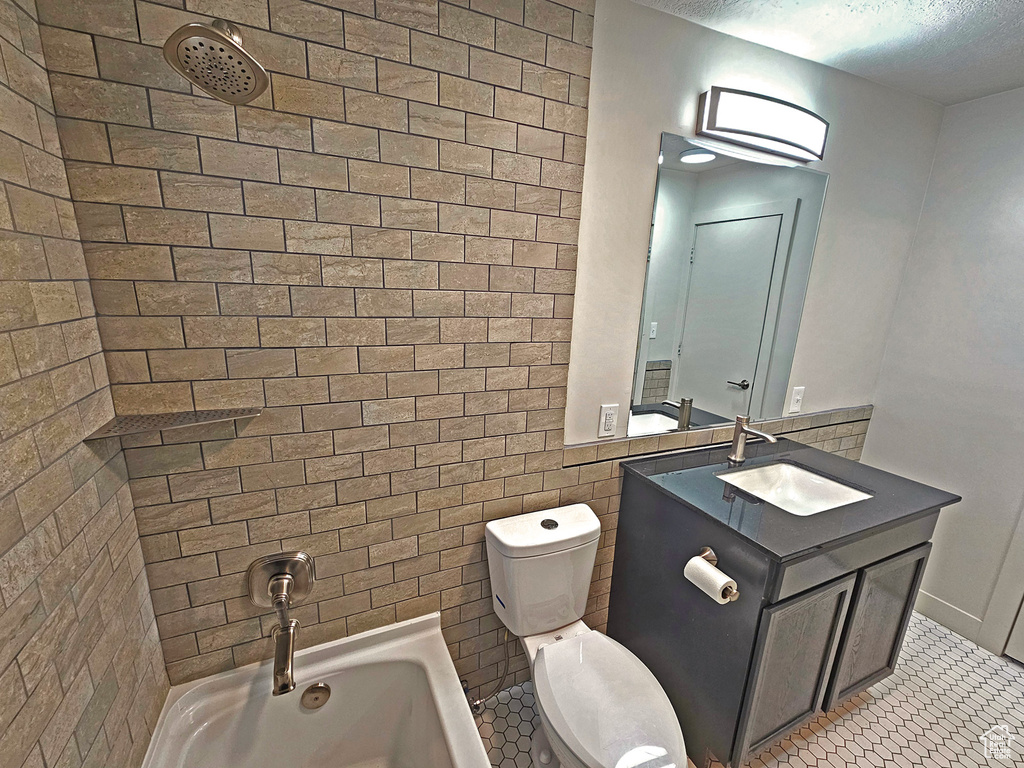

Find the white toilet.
xmin=485 ymin=504 xmax=686 ymax=768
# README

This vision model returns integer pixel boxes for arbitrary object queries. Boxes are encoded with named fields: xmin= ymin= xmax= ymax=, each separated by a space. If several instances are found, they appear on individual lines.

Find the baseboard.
xmin=915 ymin=590 xmax=984 ymax=644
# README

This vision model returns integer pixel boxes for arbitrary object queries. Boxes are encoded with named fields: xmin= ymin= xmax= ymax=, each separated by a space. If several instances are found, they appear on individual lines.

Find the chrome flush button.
xmin=541 ymin=519 xmax=558 ymax=529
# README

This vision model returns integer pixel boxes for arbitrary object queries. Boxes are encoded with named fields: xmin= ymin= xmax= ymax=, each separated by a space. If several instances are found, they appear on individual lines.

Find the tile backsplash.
xmin=640 ymin=359 xmax=671 ymax=404
xmin=122 ymin=394 xmax=869 ymax=694
xmin=1 ymin=0 xmax=874 ymax=746
xmin=0 ymin=1 xmax=167 ymax=766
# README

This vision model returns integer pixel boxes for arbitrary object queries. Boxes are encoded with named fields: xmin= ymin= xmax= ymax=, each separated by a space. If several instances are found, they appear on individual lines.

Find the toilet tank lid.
xmin=485 ymin=504 xmax=600 ymax=558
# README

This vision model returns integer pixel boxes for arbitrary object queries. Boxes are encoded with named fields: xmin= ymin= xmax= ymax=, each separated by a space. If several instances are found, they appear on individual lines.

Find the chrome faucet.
xmin=662 ymin=397 xmax=693 ymax=431
xmin=247 ymin=552 xmax=314 ymax=695
xmin=727 ymin=415 xmax=778 ymax=466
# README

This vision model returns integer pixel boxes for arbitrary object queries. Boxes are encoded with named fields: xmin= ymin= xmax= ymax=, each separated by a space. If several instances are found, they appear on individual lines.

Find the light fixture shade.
xmin=696 ymin=86 xmax=828 ymax=162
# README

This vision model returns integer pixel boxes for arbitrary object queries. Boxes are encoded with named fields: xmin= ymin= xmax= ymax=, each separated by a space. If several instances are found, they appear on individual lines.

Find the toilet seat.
xmin=532 ymin=631 xmax=686 ymax=768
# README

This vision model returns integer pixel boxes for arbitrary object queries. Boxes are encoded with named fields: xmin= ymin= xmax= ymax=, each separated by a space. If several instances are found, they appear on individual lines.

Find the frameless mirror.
xmin=628 ymin=133 xmax=828 ymax=437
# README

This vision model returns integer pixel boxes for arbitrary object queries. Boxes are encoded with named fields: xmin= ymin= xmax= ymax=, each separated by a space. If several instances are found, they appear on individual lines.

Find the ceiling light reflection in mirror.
xmin=679 ymin=148 xmax=716 ymax=164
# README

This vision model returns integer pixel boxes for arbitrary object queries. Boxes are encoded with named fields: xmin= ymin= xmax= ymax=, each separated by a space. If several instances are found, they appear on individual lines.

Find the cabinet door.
xmin=732 ymin=574 xmax=856 ymax=764
xmin=823 ymin=543 xmax=931 ymax=710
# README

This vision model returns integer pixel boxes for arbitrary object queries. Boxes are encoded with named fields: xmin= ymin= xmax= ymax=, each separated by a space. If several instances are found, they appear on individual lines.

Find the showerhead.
xmin=162 ymin=19 xmax=269 ymax=105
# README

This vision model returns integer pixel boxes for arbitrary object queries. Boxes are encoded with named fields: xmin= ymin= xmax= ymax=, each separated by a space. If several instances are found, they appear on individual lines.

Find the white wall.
xmin=863 ymin=86 xmax=1024 ymax=651
xmin=691 ymin=162 xmax=829 ymax=416
xmin=633 ymin=168 xmax=697 ymax=397
xmin=565 ymin=0 xmax=944 ymax=444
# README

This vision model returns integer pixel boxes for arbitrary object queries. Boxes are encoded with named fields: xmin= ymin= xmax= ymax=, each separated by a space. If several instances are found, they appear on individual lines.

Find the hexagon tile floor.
xmin=476 ymin=681 xmax=538 ymax=768
xmin=474 ymin=613 xmax=1024 ymax=768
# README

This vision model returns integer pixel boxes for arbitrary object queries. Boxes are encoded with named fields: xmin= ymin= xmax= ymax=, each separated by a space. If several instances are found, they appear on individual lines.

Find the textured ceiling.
xmin=633 ymin=0 xmax=1024 ymax=105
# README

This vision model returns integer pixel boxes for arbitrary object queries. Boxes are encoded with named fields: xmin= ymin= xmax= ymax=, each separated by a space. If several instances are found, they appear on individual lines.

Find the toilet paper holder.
xmin=698 ymin=547 xmax=740 ymax=602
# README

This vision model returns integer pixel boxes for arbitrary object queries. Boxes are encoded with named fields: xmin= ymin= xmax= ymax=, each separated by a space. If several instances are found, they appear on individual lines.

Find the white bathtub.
xmin=143 ymin=613 xmax=490 ymax=768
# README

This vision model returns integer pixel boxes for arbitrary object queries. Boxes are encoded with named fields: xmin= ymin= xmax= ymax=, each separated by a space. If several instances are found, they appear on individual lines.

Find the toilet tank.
xmin=484 ymin=504 xmax=601 ymax=637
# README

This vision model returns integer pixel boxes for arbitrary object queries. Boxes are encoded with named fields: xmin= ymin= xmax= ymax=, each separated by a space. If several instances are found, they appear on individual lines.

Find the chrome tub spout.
xmin=246 ymin=552 xmax=314 ymax=696
xmin=273 ymin=619 xmax=300 ymax=695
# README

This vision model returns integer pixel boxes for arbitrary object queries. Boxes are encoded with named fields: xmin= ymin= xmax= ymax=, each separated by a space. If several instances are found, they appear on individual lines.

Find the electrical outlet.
xmin=649 ymin=322 xmax=658 ymax=339
xmin=789 ymin=386 xmax=805 ymax=414
xmin=599 ymin=404 xmax=619 ymax=437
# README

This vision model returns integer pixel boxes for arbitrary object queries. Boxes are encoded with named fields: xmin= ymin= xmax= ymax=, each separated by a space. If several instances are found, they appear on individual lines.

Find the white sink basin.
xmin=627 ymin=411 xmax=678 ymax=437
xmin=718 ymin=463 xmax=872 ymax=516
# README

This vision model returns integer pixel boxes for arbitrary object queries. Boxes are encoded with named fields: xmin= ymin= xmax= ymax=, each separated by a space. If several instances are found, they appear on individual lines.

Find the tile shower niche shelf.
xmin=84 ymin=408 xmax=263 ymax=441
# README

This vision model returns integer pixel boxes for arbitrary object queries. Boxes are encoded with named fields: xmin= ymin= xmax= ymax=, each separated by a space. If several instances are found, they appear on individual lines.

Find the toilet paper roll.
xmin=684 ymin=554 xmax=738 ymax=605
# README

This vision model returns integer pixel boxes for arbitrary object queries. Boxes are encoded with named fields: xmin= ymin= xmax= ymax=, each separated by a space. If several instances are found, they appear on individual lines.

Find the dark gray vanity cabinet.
xmin=734 ymin=542 xmax=931 ymax=758
xmin=734 ymin=574 xmax=856 ymax=759
xmin=606 ymin=443 xmax=960 ymax=768
xmin=823 ymin=542 xmax=931 ymax=709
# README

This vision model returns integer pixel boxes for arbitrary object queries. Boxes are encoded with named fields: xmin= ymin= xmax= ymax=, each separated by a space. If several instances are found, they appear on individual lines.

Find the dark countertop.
xmin=622 ymin=438 xmax=961 ymax=561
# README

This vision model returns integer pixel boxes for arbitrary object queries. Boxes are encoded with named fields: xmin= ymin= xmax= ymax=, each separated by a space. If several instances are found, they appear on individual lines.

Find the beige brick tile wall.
xmin=32 ymin=0 xmax=873 ymax=709
xmin=0 ymin=2 xmax=169 ymax=767
xmin=36 ymin=0 xmax=596 ymax=693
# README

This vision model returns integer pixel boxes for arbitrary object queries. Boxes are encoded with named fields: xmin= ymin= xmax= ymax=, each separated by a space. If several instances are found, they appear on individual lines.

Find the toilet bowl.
xmin=485 ymin=505 xmax=686 ymax=768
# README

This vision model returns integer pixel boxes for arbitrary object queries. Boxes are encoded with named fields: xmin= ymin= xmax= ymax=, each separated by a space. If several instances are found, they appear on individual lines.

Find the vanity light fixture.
xmin=679 ymin=148 xmax=716 ymax=164
xmin=696 ymin=86 xmax=828 ymax=162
